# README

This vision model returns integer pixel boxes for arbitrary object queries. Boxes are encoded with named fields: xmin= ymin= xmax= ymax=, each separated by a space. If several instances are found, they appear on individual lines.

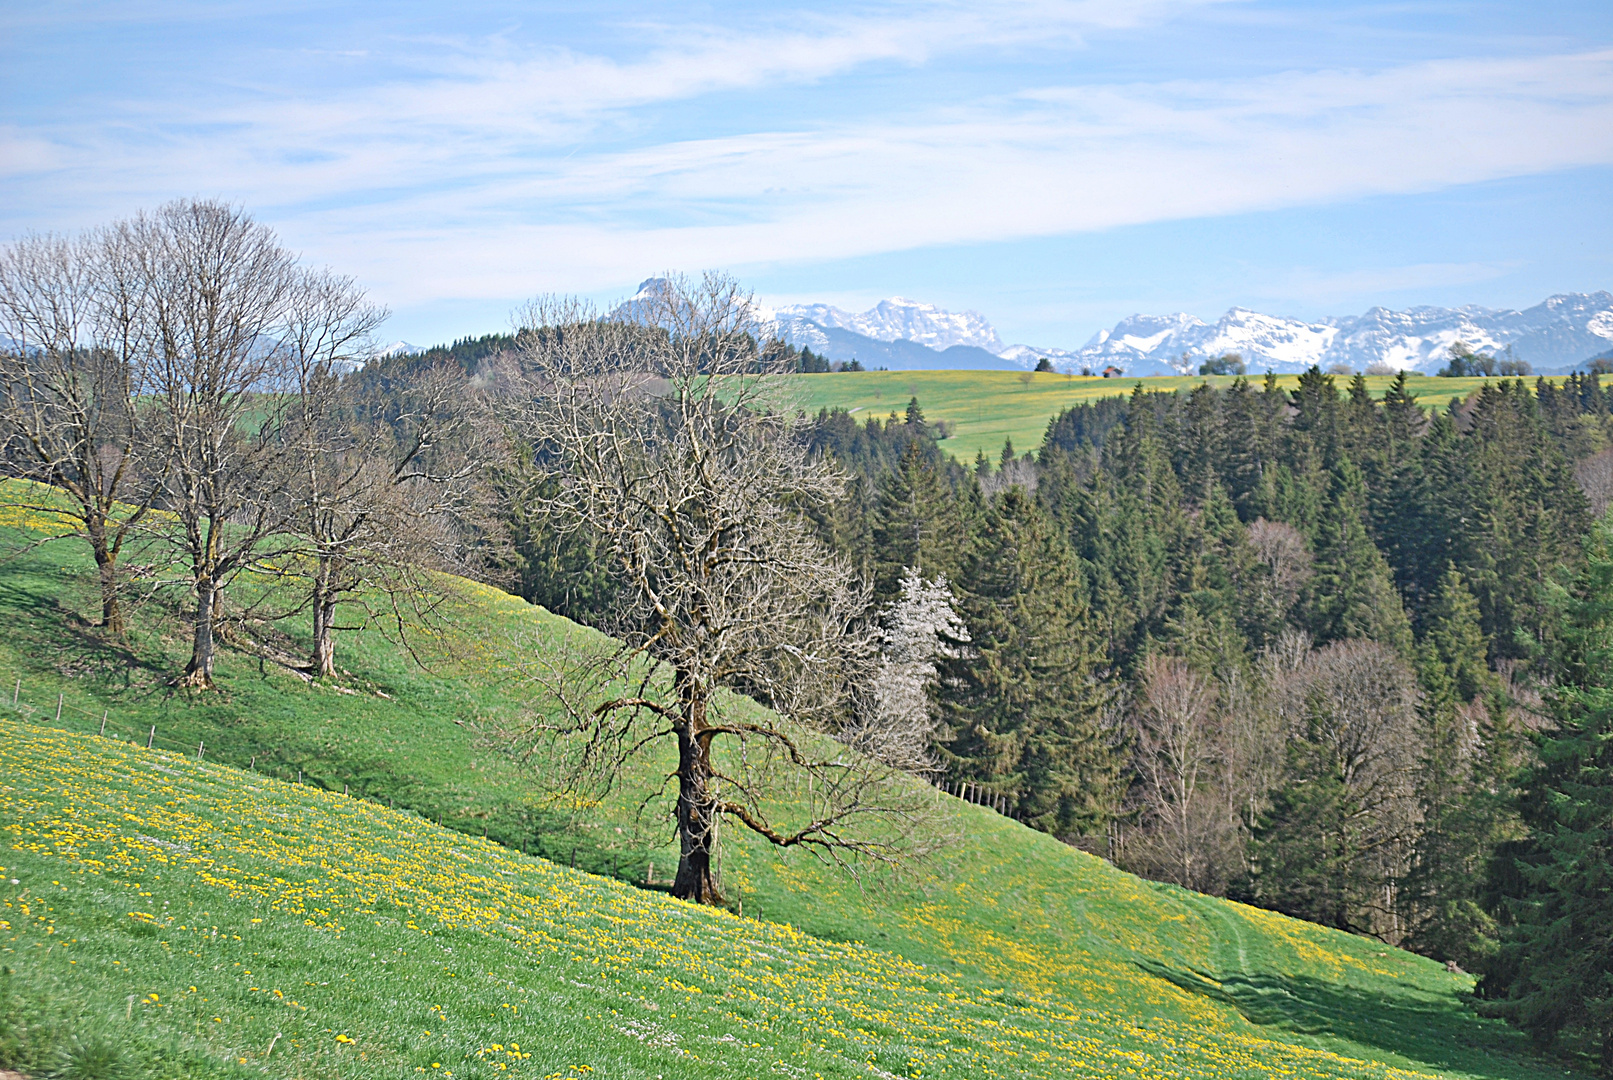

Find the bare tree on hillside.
xmin=1252 ymin=637 xmax=1423 ymax=936
xmin=500 ymin=273 xmax=940 ymax=905
xmin=0 ymin=226 xmax=162 ymax=634
xmin=1121 ymin=655 xmax=1238 ymax=893
xmin=1576 ymin=448 xmax=1613 ymax=520
xmin=281 ymin=357 xmax=495 ymax=677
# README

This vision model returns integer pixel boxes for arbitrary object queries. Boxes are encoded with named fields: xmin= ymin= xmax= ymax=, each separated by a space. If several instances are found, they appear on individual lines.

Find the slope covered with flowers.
xmin=0 ymin=720 xmax=1572 ymax=1079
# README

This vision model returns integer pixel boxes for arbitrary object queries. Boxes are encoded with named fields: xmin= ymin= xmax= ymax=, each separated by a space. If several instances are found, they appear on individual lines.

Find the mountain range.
xmin=373 ymin=287 xmax=1613 ymax=377
xmin=766 ymin=291 xmax=1613 ymax=376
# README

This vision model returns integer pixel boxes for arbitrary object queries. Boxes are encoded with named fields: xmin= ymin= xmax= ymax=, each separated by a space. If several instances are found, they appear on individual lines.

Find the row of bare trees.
xmin=0 ymin=200 xmax=485 ymax=686
xmin=3 ymin=225 xmax=960 ymax=902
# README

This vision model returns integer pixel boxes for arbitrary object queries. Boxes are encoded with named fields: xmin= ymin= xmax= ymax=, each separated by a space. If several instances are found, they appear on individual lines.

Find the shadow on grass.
xmin=1135 ymin=957 xmax=1579 ymax=1079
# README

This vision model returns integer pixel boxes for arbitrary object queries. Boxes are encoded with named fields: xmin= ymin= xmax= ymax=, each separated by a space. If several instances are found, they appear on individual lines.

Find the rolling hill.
xmin=783 ymin=370 xmax=1514 ymax=464
xmin=0 ymin=480 xmax=1589 ymax=1078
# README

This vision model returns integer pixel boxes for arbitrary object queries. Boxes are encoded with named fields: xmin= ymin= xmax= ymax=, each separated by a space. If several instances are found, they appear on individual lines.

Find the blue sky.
xmin=3 ymin=1 xmax=1611 ymax=349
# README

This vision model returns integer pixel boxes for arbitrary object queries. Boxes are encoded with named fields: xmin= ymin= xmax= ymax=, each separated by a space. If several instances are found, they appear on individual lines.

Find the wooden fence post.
xmin=99 ymin=711 xmax=108 ymax=737
xmin=55 ymin=693 xmax=63 ymax=722
xmin=146 ymin=726 xmax=154 ymax=749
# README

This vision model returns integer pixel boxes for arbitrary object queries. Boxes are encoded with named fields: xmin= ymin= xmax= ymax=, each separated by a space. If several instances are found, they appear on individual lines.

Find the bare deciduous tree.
xmin=1254 ymin=637 xmax=1423 ymax=936
xmin=0 ymin=226 xmax=161 ymax=633
xmin=283 ymin=360 xmax=492 ymax=677
xmin=500 ymin=273 xmax=938 ymax=904
xmin=1576 ymin=448 xmax=1613 ymax=520
xmin=1248 ymin=517 xmax=1313 ymax=615
xmin=138 ymin=200 xmax=382 ymax=688
xmin=1122 ymin=654 xmax=1238 ymax=893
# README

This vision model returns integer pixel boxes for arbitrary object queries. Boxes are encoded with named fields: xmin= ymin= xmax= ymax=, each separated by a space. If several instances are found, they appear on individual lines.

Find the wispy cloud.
xmin=294 ymin=48 xmax=1613 ymax=303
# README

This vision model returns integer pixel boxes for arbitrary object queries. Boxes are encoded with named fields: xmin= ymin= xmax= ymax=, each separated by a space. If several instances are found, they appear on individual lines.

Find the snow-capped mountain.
xmin=766 ymin=296 xmax=1050 ymax=371
xmin=374 ymin=341 xmax=425 ymax=359
xmin=616 ymin=279 xmax=1613 ymax=376
xmin=1064 ymin=292 xmax=1613 ymax=376
xmin=774 ymin=298 xmax=1006 ymax=354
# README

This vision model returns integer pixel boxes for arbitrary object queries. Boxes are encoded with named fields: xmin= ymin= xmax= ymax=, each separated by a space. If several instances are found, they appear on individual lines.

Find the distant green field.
xmin=782 ymin=371 xmax=1529 ymax=463
xmin=0 ymin=479 xmax=1591 ymax=1078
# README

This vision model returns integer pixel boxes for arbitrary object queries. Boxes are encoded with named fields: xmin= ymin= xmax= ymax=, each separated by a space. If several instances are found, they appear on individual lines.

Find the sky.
xmin=3 ymin=1 xmax=1611 ymax=350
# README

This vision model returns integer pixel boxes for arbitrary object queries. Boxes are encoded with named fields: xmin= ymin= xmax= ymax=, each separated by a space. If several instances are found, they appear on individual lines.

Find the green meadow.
xmin=782 ymin=371 xmax=1524 ymax=462
xmin=0 ymin=480 xmax=1590 ymax=1078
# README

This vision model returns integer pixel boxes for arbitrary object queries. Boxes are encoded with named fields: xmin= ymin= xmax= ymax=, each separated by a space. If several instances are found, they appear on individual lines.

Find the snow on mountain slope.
xmin=775 ymin=298 xmax=1006 ymax=354
xmin=614 ymin=279 xmax=1613 ymax=376
xmin=1063 ymin=292 xmax=1613 ymax=376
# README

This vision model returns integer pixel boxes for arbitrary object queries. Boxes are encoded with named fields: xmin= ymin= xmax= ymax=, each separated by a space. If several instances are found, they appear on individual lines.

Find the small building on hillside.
xmin=1101 ymin=365 xmax=1124 ymax=378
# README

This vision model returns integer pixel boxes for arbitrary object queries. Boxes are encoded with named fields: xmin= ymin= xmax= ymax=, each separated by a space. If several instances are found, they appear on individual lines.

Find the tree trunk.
xmin=311 ymin=561 xmax=337 ymax=677
xmin=83 ymin=513 xmax=125 ymax=636
xmin=181 ymin=579 xmax=218 ymax=688
xmin=93 ymin=545 xmax=123 ymax=637
xmin=672 ymin=680 xmax=724 ymax=905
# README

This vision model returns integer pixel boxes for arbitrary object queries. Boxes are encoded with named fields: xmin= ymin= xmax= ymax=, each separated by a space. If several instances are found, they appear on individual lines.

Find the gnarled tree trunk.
xmin=311 ymin=558 xmax=338 ymax=677
xmin=672 ymin=677 xmax=723 ymax=904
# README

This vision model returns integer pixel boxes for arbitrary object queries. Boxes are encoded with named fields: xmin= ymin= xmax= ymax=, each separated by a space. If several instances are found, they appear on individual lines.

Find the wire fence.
xmin=928 ymin=773 xmax=1021 ymax=820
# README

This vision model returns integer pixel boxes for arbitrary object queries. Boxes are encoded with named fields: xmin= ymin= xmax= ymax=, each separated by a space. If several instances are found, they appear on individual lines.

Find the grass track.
xmin=782 ymin=371 xmax=1539 ymax=462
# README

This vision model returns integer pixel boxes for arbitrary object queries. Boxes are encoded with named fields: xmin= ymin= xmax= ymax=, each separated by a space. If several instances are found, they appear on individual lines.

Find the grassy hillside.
xmin=0 ymin=481 xmax=1590 ymax=1078
xmin=782 ymin=371 xmax=1532 ymax=462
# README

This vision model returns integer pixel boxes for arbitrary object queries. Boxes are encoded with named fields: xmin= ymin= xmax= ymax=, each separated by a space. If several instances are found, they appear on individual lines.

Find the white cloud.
xmin=287 ymin=48 xmax=1613 ymax=304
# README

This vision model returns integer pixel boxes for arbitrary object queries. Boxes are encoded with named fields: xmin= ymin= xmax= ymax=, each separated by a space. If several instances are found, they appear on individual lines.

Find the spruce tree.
xmin=1303 ymin=458 xmax=1413 ymax=653
xmin=937 ymin=487 xmax=1117 ymax=840
xmin=1288 ymin=366 xmax=1343 ymax=470
xmin=870 ymin=439 xmax=967 ymax=601
xmin=1372 ymin=373 xmax=1442 ymax=625
xmin=1455 ymin=381 xmax=1591 ymax=658
xmin=1404 ymin=567 xmax=1512 ymax=967
xmin=1481 ymin=517 xmax=1613 ymax=1071
xmin=1221 ymin=377 xmax=1275 ymax=521
xmin=1341 ymin=372 xmax=1384 ymax=467
xmin=1097 ymin=388 xmax=1192 ymax=672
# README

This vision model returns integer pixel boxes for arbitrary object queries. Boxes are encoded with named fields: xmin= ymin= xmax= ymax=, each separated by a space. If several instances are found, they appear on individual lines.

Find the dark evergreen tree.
xmin=1481 ymin=518 xmax=1613 ymax=1071
xmin=1403 ymin=567 xmax=1513 ymax=968
xmin=870 ymin=439 xmax=970 ymax=601
xmin=1445 ymin=382 xmax=1590 ymax=658
xmin=1303 ymin=458 xmax=1413 ymax=653
xmin=1094 ymin=388 xmax=1192 ymax=673
xmin=1288 ymin=366 xmax=1343 ymax=470
xmin=937 ymin=487 xmax=1117 ymax=840
xmin=1370 ymin=373 xmax=1442 ymax=625
xmin=1221 ymin=376 xmax=1276 ymax=521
